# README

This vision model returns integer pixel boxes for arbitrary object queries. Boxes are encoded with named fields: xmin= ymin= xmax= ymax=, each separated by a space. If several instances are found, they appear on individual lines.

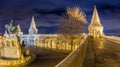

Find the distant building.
xmin=88 ymin=6 xmax=104 ymax=38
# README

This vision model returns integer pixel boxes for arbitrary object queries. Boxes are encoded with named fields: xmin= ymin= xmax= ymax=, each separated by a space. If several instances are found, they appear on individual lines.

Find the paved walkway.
xmin=23 ymin=47 xmax=69 ymax=67
xmin=83 ymin=37 xmax=120 ymax=67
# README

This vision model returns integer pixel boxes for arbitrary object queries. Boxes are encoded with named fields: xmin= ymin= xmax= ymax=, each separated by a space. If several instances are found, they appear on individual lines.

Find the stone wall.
xmin=34 ymin=35 xmax=85 ymax=52
xmin=55 ymin=35 xmax=88 ymax=67
xmin=0 ymin=34 xmax=86 ymax=52
xmin=0 ymin=55 xmax=33 ymax=66
xmin=105 ymin=36 xmax=120 ymax=44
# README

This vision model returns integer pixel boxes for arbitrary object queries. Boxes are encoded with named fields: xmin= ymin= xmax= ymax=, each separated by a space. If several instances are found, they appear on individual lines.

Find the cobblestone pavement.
xmin=83 ymin=37 xmax=120 ymax=67
xmin=23 ymin=47 xmax=69 ymax=67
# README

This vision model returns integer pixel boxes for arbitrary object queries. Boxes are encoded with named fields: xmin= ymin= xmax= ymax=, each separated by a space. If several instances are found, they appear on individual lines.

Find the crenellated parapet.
xmin=2 ymin=35 xmax=20 ymax=47
xmin=0 ymin=54 xmax=35 ymax=67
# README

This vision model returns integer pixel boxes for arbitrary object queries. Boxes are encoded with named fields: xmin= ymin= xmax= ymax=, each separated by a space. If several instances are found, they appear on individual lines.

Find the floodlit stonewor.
xmin=0 ymin=31 xmax=35 ymax=66
xmin=16 ymin=24 xmax=23 ymax=34
xmin=88 ymin=6 xmax=104 ymax=38
xmin=0 ymin=4 xmax=119 ymax=67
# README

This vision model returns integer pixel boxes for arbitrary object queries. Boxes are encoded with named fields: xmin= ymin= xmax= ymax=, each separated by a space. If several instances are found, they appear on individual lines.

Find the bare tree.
xmin=58 ymin=7 xmax=87 ymax=51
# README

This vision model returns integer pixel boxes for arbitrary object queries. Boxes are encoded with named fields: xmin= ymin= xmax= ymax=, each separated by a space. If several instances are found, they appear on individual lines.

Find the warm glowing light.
xmin=98 ymin=41 xmax=104 ymax=49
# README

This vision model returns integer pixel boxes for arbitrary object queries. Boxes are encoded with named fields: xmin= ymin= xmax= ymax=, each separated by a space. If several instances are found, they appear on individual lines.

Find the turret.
xmin=29 ymin=16 xmax=38 ymax=35
xmin=88 ymin=6 xmax=104 ymax=38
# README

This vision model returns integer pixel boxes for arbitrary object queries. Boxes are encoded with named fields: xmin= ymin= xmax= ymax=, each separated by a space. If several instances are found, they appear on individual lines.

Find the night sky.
xmin=0 ymin=0 xmax=120 ymax=34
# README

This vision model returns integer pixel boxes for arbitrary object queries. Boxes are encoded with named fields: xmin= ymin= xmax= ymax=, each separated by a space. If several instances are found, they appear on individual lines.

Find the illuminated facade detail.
xmin=1 ymin=35 xmax=21 ymax=59
xmin=29 ymin=16 xmax=38 ymax=35
xmin=88 ymin=6 xmax=104 ymax=38
xmin=0 ymin=34 xmax=35 ymax=66
xmin=17 ymin=24 xmax=23 ymax=34
xmin=3 ymin=16 xmax=86 ymax=49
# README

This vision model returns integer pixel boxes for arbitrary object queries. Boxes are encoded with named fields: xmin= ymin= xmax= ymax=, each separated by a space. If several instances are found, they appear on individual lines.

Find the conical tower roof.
xmin=29 ymin=16 xmax=38 ymax=31
xmin=29 ymin=16 xmax=38 ymax=34
xmin=30 ymin=16 xmax=37 ymax=28
xmin=89 ymin=6 xmax=103 ymax=27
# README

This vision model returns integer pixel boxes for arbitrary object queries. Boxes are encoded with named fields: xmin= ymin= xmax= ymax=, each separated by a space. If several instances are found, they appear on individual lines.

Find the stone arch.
xmin=51 ymin=40 xmax=56 ymax=49
xmin=93 ymin=29 xmax=101 ymax=38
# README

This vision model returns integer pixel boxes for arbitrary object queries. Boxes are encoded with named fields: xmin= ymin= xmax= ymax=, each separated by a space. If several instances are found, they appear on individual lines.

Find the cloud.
xmin=0 ymin=0 xmax=120 ymax=34
xmin=33 ymin=8 xmax=66 ymax=16
xmin=34 ymin=14 xmax=61 ymax=27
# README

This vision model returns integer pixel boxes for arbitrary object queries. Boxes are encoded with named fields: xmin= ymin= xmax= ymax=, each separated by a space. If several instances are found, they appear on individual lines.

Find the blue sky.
xmin=0 ymin=0 xmax=120 ymax=34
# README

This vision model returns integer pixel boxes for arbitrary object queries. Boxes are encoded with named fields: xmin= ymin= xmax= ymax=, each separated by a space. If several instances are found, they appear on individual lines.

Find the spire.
xmin=30 ymin=16 xmax=37 ymax=28
xmin=90 ymin=6 xmax=103 ymax=27
xmin=29 ymin=16 xmax=38 ymax=34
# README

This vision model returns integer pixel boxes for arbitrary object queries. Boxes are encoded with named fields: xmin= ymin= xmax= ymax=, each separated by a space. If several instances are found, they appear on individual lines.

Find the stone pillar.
xmin=33 ymin=39 xmax=35 ymax=46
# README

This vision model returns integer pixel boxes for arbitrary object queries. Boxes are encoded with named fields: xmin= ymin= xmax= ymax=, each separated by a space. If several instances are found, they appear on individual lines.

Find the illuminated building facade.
xmin=88 ymin=6 xmax=104 ymax=38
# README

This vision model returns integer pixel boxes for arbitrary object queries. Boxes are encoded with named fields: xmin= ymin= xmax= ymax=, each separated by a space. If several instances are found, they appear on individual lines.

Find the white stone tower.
xmin=29 ymin=16 xmax=38 ymax=35
xmin=88 ymin=6 xmax=104 ymax=38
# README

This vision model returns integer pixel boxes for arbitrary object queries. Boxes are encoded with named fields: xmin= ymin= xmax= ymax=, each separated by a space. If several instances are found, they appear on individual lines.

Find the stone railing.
xmin=105 ymin=36 xmax=120 ymax=44
xmin=35 ymin=36 xmax=86 ymax=52
xmin=0 ymin=54 xmax=35 ymax=66
xmin=55 ymin=35 xmax=88 ymax=67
